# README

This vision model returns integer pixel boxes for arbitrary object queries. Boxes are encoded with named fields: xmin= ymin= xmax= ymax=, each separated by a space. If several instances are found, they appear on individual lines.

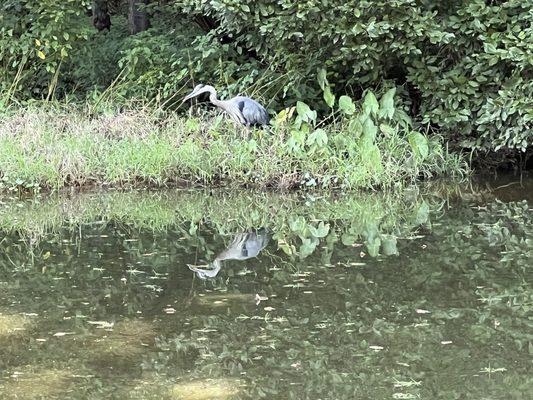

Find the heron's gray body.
xmin=232 ymin=96 xmax=270 ymax=127
xmin=217 ymin=228 xmax=270 ymax=260
xmin=182 ymin=84 xmax=270 ymax=127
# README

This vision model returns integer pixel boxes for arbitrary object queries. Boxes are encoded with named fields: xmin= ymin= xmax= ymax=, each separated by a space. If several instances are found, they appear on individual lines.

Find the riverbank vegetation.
xmin=0 ymin=1 xmax=530 ymax=191
xmin=0 ymin=97 xmax=466 ymax=192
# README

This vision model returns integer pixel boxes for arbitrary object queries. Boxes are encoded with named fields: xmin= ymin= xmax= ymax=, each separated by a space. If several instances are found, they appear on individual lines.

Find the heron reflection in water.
xmin=188 ymin=228 xmax=270 ymax=279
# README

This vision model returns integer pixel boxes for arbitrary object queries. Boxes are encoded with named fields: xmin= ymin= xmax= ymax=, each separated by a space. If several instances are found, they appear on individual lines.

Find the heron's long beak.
xmin=181 ymin=90 xmax=198 ymax=103
xmin=187 ymin=263 xmax=209 ymax=272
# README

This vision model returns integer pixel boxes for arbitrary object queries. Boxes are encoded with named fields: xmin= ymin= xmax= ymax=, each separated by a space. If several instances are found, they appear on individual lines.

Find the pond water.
xmin=0 ymin=176 xmax=531 ymax=399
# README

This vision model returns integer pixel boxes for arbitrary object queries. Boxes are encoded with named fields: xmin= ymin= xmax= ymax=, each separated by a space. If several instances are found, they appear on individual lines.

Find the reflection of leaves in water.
xmin=0 ymin=187 xmax=447 ymax=261
xmin=299 ymin=237 xmax=319 ymax=258
xmin=153 ymin=198 xmax=531 ymax=399
xmin=414 ymin=200 xmax=430 ymax=226
xmin=381 ymin=234 xmax=398 ymax=256
xmin=0 ymin=184 xmax=531 ymax=399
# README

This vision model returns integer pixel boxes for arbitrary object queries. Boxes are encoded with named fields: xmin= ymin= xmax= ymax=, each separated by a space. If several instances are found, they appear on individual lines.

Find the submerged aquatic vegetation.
xmin=0 ymin=96 xmax=467 ymax=192
xmin=0 ymin=367 xmax=73 ymax=400
xmin=0 ymin=314 xmax=32 ymax=338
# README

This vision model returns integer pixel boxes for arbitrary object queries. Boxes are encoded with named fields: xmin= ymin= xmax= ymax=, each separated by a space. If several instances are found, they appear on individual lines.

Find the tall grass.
xmin=0 ymin=101 xmax=468 ymax=192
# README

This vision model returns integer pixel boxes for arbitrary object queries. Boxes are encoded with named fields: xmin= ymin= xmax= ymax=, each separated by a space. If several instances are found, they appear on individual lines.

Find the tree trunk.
xmin=92 ymin=0 xmax=111 ymax=31
xmin=128 ymin=0 xmax=150 ymax=35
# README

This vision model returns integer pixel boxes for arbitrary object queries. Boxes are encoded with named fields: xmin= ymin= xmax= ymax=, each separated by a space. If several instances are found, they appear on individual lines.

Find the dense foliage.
xmin=0 ymin=0 xmax=531 ymax=155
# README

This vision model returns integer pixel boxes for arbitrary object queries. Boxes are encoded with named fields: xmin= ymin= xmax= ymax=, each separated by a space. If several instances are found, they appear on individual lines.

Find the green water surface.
xmin=0 ymin=177 xmax=531 ymax=399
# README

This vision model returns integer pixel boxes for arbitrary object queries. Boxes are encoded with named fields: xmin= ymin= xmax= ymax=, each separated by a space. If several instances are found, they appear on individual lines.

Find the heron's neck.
xmin=208 ymin=259 xmax=222 ymax=277
xmin=206 ymin=87 xmax=223 ymax=108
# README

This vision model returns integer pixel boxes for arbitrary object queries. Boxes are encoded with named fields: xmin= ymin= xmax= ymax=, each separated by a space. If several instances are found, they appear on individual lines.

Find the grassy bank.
xmin=0 ymin=101 xmax=467 ymax=192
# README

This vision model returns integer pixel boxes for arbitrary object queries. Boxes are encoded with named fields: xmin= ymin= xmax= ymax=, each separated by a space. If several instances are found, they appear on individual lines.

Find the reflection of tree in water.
xmin=0 ymin=184 xmax=531 ymax=399
xmin=188 ymin=228 xmax=270 ymax=279
xmin=152 ymin=200 xmax=533 ymax=399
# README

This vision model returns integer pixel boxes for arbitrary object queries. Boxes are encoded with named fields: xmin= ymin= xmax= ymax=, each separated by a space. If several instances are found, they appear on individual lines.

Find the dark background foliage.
xmin=0 ymin=0 xmax=531 ymax=157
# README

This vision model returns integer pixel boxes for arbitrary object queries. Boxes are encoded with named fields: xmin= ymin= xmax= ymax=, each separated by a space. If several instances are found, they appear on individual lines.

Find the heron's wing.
xmin=220 ymin=100 xmax=246 ymax=124
xmin=216 ymin=230 xmax=270 ymax=261
xmin=235 ymin=97 xmax=270 ymax=126
xmin=242 ymin=231 xmax=270 ymax=257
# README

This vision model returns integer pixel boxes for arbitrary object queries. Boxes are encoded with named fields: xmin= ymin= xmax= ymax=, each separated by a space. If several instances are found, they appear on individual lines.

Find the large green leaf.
xmin=362 ymin=91 xmax=379 ymax=116
xmin=323 ymin=86 xmax=335 ymax=108
xmin=307 ymin=128 xmax=328 ymax=147
xmin=317 ymin=68 xmax=328 ymax=90
xmin=296 ymin=101 xmax=312 ymax=120
xmin=299 ymin=237 xmax=319 ymax=258
xmin=309 ymin=221 xmax=330 ymax=238
xmin=408 ymin=132 xmax=429 ymax=160
xmin=378 ymin=88 xmax=396 ymax=119
xmin=414 ymin=201 xmax=430 ymax=225
xmin=348 ymin=118 xmax=363 ymax=138
xmin=338 ymin=95 xmax=355 ymax=115
xmin=289 ymin=215 xmax=307 ymax=233
xmin=366 ymin=235 xmax=381 ymax=257
xmin=360 ymin=117 xmax=377 ymax=145
xmin=381 ymin=234 xmax=398 ymax=255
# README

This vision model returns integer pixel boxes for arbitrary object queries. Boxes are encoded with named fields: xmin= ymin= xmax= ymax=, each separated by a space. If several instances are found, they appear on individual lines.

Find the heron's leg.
xmin=244 ymin=125 xmax=252 ymax=140
xmin=233 ymin=123 xmax=250 ymax=139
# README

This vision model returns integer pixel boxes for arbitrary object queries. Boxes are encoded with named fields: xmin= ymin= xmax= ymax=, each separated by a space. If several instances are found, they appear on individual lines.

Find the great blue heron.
xmin=188 ymin=229 xmax=270 ymax=279
xmin=182 ymin=84 xmax=270 ymax=127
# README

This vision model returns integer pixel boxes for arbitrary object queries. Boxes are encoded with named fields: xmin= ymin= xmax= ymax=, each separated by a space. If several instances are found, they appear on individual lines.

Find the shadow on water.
xmin=0 ymin=175 xmax=532 ymax=399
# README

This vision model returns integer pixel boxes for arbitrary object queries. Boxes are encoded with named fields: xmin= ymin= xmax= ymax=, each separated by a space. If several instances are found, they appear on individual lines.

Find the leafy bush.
xmin=174 ymin=0 xmax=533 ymax=151
xmin=0 ymin=0 xmax=93 ymax=101
xmin=0 ymin=0 xmax=531 ymax=154
xmin=407 ymin=1 xmax=532 ymax=152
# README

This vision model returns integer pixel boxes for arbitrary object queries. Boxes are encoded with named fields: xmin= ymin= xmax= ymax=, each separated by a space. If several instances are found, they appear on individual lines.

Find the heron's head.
xmin=182 ymin=83 xmax=207 ymax=102
xmin=187 ymin=260 xmax=222 ymax=280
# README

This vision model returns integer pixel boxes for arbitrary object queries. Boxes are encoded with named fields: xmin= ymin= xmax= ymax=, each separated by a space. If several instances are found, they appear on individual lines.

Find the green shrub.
xmin=0 ymin=0 xmax=93 ymax=101
xmin=174 ymin=0 xmax=532 ymax=152
xmin=407 ymin=1 xmax=532 ymax=152
xmin=1 ymin=0 xmax=531 ymax=154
